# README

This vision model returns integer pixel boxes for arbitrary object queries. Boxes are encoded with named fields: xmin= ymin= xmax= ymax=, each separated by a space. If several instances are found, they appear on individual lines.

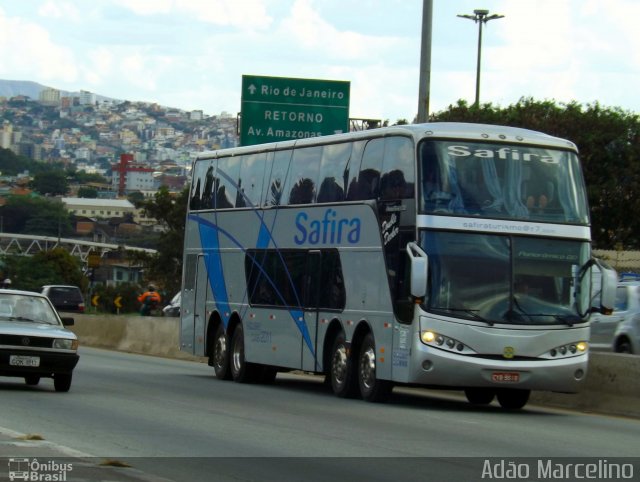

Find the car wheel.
xmin=24 ymin=376 xmax=41 ymax=386
xmin=211 ymin=323 xmax=232 ymax=380
xmin=230 ymin=324 xmax=258 ymax=383
xmin=358 ymin=333 xmax=393 ymax=402
xmin=329 ymin=331 xmax=358 ymax=398
xmin=615 ymin=338 xmax=633 ymax=354
xmin=465 ymin=388 xmax=495 ymax=405
xmin=54 ymin=373 xmax=72 ymax=392
xmin=496 ymin=388 xmax=530 ymax=410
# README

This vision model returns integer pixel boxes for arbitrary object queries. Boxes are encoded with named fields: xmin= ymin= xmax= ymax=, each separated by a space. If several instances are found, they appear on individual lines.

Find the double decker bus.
xmin=180 ymin=122 xmax=615 ymax=409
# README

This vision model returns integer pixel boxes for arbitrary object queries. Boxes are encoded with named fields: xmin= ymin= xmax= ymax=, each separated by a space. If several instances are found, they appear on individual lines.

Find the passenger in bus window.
xmin=525 ymin=180 xmax=554 ymax=212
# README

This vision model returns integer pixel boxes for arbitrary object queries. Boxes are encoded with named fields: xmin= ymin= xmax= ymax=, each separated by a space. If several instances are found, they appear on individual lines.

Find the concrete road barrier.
xmin=68 ymin=314 xmax=640 ymax=418
xmin=69 ymin=313 xmax=203 ymax=361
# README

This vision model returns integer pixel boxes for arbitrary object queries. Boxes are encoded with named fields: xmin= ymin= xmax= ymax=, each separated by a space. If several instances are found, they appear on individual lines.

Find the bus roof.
xmin=197 ymin=122 xmax=577 ymax=160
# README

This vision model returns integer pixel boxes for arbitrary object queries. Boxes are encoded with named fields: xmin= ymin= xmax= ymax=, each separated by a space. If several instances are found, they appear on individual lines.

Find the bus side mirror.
xmin=406 ymin=242 xmax=428 ymax=299
xmin=597 ymin=260 xmax=618 ymax=315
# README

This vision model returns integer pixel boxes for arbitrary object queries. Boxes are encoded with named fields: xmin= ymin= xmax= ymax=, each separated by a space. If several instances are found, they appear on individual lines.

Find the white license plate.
xmin=492 ymin=372 xmax=520 ymax=383
xmin=9 ymin=355 xmax=40 ymax=367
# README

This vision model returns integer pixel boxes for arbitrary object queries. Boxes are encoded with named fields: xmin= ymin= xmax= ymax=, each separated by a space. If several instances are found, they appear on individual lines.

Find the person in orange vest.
xmin=138 ymin=285 xmax=162 ymax=315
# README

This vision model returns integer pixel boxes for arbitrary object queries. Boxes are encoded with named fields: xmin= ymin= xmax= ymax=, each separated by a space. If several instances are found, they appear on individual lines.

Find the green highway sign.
xmin=240 ymin=75 xmax=350 ymax=146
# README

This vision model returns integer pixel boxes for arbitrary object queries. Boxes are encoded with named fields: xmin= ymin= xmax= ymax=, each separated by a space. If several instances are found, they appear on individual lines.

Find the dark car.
xmin=0 ymin=289 xmax=79 ymax=392
xmin=40 ymin=285 xmax=85 ymax=313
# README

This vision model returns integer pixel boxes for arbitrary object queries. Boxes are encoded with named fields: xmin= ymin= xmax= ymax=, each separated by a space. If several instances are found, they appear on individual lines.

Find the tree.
xmin=77 ymin=187 xmax=98 ymax=198
xmin=129 ymin=186 xmax=188 ymax=295
xmin=0 ymin=196 xmax=72 ymax=236
xmin=430 ymin=98 xmax=640 ymax=249
xmin=1 ymin=248 xmax=87 ymax=292
xmin=32 ymin=170 xmax=69 ymax=196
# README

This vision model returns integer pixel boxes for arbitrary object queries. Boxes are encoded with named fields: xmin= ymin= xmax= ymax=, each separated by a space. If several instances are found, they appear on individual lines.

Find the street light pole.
xmin=457 ymin=9 xmax=504 ymax=107
xmin=417 ymin=0 xmax=433 ymax=123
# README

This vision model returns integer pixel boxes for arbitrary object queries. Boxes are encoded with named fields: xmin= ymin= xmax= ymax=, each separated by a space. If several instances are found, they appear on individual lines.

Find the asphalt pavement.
xmin=0 ymin=427 xmax=173 ymax=482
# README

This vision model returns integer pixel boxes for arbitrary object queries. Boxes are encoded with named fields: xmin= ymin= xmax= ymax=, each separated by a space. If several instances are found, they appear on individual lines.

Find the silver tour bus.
xmin=180 ymin=123 xmax=616 ymax=409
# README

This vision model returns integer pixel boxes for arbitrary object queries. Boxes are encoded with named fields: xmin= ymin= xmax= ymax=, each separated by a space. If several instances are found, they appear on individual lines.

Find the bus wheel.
xmin=212 ymin=323 xmax=232 ymax=380
xmin=496 ymin=389 xmax=530 ymax=410
xmin=230 ymin=324 xmax=257 ymax=383
xmin=258 ymin=366 xmax=278 ymax=384
xmin=358 ymin=333 xmax=392 ymax=402
xmin=464 ymin=388 xmax=495 ymax=405
xmin=330 ymin=331 xmax=357 ymax=398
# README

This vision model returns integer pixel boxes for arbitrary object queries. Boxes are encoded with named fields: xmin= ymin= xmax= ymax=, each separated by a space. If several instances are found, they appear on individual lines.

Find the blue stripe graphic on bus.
xmin=198 ymin=220 xmax=231 ymax=327
xmin=192 ymin=213 xmax=316 ymax=357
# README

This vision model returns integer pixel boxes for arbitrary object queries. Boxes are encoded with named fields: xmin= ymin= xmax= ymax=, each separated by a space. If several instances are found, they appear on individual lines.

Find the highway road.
xmin=1 ymin=347 xmax=639 ymax=481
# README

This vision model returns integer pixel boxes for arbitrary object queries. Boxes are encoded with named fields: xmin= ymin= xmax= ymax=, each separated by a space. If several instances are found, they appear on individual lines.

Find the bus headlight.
xmin=420 ymin=330 xmax=475 ymax=354
xmin=546 ymin=341 xmax=587 ymax=359
xmin=421 ymin=331 xmax=436 ymax=343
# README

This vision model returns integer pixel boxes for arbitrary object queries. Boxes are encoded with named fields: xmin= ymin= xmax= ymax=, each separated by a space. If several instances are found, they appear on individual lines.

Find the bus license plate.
xmin=9 ymin=355 xmax=40 ymax=367
xmin=492 ymin=372 xmax=519 ymax=383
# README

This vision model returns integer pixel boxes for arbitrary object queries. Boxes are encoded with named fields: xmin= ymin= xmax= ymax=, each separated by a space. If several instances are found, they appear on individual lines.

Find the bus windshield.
xmin=420 ymin=231 xmax=592 ymax=326
xmin=419 ymin=140 xmax=589 ymax=224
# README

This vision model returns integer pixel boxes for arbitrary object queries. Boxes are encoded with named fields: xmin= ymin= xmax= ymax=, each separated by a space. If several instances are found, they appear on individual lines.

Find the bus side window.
xmin=190 ymin=159 xmax=213 ymax=210
xmin=239 ymin=153 xmax=266 ymax=208
xmin=317 ymin=251 xmax=346 ymax=310
xmin=381 ymin=136 xmax=415 ymax=200
xmin=317 ymin=142 xmax=351 ymax=203
xmin=216 ymin=156 xmax=240 ymax=209
xmin=190 ymin=177 xmax=202 ymax=210
xmin=345 ymin=140 xmax=366 ymax=200
xmin=352 ymin=138 xmax=384 ymax=201
xmin=285 ymin=146 xmax=322 ymax=205
xmin=264 ymin=149 xmax=293 ymax=207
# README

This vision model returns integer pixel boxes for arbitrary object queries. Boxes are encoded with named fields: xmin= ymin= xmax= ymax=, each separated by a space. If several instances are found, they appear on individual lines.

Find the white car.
xmin=0 ymin=289 xmax=80 ymax=391
xmin=162 ymin=292 xmax=181 ymax=317
xmin=590 ymin=280 xmax=640 ymax=354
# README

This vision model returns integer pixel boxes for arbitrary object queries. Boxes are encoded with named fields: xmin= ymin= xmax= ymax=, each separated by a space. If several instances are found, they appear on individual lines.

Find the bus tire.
xmin=330 ymin=331 xmax=358 ymax=398
xmin=496 ymin=388 xmax=530 ymax=410
xmin=358 ymin=333 xmax=393 ymax=403
xmin=464 ymin=388 xmax=495 ymax=405
xmin=258 ymin=366 xmax=278 ymax=384
xmin=212 ymin=323 xmax=232 ymax=380
xmin=230 ymin=324 xmax=258 ymax=383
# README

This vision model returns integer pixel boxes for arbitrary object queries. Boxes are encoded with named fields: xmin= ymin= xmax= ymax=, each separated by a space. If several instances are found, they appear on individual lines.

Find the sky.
xmin=0 ymin=0 xmax=639 ymax=122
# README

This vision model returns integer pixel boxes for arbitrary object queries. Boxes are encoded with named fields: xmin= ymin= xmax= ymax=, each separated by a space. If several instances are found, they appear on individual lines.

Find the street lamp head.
xmin=458 ymin=9 xmax=504 ymax=24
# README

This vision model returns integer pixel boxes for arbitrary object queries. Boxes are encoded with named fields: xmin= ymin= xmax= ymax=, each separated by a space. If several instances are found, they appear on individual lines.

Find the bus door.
xmin=192 ymin=254 xmax=208 ymax=356
xmin=301 ymin=250 xmax=322 ymax=372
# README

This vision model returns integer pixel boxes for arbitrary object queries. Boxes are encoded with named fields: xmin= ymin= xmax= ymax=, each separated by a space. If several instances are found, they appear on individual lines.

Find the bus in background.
xmin=180 ymin=123 xmax=616 ymax=409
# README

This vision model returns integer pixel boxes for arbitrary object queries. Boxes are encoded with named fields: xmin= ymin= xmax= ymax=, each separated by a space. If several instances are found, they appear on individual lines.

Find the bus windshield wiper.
xmin=430 ymin=307 xmax=494 ymax=326
xmin=528 ymin=313 xmax=582 ymax=327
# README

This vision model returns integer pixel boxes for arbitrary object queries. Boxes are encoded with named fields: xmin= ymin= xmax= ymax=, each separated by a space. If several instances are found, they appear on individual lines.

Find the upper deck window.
xmin=418 ymin=140 xmax=589 ymax=224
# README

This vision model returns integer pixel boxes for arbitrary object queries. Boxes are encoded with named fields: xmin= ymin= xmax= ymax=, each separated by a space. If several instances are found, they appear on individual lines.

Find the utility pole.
xmin=457 ymin=9 xmax=504 ymax=107
xmin=417 ymin=0 xmax=433 ymax=123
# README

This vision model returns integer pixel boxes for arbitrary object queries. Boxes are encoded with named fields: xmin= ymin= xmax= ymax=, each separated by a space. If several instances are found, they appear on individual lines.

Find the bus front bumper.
xmin=407 ymin=343 xmax=588 ymax=393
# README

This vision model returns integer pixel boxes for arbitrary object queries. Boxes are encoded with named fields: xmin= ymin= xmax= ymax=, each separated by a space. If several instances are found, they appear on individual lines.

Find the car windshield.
xmin=0 ymin=293 xmax=61 ymax=325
